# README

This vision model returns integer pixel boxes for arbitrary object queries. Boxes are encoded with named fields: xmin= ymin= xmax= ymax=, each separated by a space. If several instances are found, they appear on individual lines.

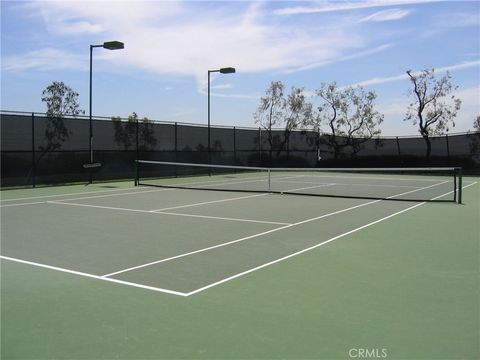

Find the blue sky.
xmin=1 ymin=0 xmax=479 ymax=136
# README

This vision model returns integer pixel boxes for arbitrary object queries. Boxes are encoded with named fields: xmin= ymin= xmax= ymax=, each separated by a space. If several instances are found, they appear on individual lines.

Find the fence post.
xmin=317 ymin=129 xmax=321 ymax=163
xmin=31 ymin=112 xmax=36 ymax=188
xmin=446 ymin=134 xmax=450 ymax=158
xmin=135 ymin=116 xmax=139 ymax=163
xmin=174 ymin=122 xmax=178 ymax=162
xmin=233 ymin=126 xmax=237 ymax=165
xmin=396 ymin=136 xmax=401 ymax=156
xmin=258 ymin=127 xmax=262 ymax=165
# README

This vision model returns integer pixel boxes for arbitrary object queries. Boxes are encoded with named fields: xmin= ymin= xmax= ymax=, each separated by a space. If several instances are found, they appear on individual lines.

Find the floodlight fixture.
xmin=219 ymin=67 xmax=236 ymax=74
xmin=103 ymin=41 xmax=125 ymax=50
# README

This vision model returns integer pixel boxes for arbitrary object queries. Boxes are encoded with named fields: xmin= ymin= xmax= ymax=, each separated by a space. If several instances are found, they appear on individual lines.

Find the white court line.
xmin=149 ymin=174 xmax=302 ymax=193
xmin=102 ymin=180 xmax=450 ymax=278
xmin=271 ymin=173 xmax=455 ymax=182
xmin=1 ymin=200 xmax=52 ymax=208
xmin=279 ymin=183 xmax=336 ymax=193
xmin=39 ymin=187 xmax=175 ymax=203
xmin=153 ymin=211 xmax=290 ymax=225
xmin=0 ymin=174 xmax=297 ymax=208
xmin=275 ymin=179 xmax=421 ymax=189
xmin=150 ymin=193 xmax=267 ymax=212
xmin=0 ymin=188 xmax=174 ymax=208
xmin=186 ymin=202 xmax=425 ymax=296
xmin=186 ymin=181 xmax=478 ymax=295
xmin=48 ymin=201 xmax=161 ymax=214
xmin=0 ymin=186 xmax=151 ymax=202
xmin=102 ymin=199 xmax=382 ymax=278
xmin=0 ymin=255 xmax=188 ymax=297
xmin=46 ymin=200 xmax=285 ymax=225
xmin=54 ymin=176 xmax=270 ymax=205
xmin=2 ymin=181 xmax=475 ymax=297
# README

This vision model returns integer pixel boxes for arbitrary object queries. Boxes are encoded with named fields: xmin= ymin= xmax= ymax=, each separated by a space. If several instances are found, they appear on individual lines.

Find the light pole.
xmin=88 ymin=41 xmax=124 ymax=180
xmin=207 ymin=67 xmax=235 ymax=165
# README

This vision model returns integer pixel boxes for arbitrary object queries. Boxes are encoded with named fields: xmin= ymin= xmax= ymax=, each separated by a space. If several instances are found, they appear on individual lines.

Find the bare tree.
xmin=254 ymin=81 xmax=313 ymax=160
xmin=405 ymin=69 xmax=461 ymax=158
xmin=282 ymin=87 xmax=313 ymax=157
xmin=311 ymin=82 xmax=383 ymax=159
xmin=254 ymin=81 xmax=285 ymax=160
xmin=469 ymin=115 xmax=480 ymax=159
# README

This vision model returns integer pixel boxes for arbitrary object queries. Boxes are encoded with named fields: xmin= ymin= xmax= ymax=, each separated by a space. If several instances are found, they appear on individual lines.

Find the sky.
xmin=1 ymin=0 xmax=479 ymax=136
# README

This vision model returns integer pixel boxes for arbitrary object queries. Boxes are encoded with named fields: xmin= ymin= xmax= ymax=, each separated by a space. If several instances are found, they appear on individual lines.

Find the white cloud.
xmin=455 ymin=86 xmax=480 ymax=131
xmin=26 ymin=0 xmax=184 ymax=36
xmin=348 ymin=61 xmax=480 ymax=88
xmin=2 ymin=48 xmax=84 ymax=72
xmin=274 ymin=0 xmax=441 ymax=16
xmin=7 ymin=1 xmax=369 ymax=85
xmin=359 ymin=9 xmax=411 ymax=22
xmin=210 ymin=83 xmax=234 ymax=90
xmin=433 ymin=11 xmax=480 ymax=28
xmin=436 ymin=61 xmax=480 ymax=74
xmin=286 ymin=43 xmax=392 ymax=74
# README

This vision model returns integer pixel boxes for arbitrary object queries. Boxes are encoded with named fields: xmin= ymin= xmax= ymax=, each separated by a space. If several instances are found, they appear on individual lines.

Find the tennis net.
xmin=135 ymin=160 xmax=463 ymax=203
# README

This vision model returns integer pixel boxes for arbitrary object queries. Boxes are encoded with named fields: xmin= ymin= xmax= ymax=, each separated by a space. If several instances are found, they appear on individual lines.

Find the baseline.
xmin=0 ymin=255 xmax=187 ymax=297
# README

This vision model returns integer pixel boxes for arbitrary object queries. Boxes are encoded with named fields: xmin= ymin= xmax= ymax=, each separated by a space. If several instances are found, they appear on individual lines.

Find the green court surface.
xmin=1 ymin=178 xmax=479 ymax=359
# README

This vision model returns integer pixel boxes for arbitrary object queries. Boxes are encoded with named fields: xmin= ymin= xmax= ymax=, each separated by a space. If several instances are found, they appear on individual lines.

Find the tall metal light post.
xmin=88 ymin=41 xmax=124 ymax=180
xmin=207 ymin=67 xmax=235 ymax=165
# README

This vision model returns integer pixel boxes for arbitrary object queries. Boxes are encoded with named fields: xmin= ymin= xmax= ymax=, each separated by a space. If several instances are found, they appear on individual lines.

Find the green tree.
xmin=40 ymin=81 xmax=84 ymax=155
xmin=309 ymin=82 xmax=383 ymax=159
xmin=112 ymin=112 xmax=157 ymax=150
xmin=405 ymin=69 xmax=461 ymax=159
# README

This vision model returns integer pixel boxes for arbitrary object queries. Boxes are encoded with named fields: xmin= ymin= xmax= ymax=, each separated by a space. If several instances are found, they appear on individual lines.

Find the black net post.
xmin=453 ymin=167 xmax=463 ymax=204
xmin=458 ymin=167 xmax=463 ymax=204
xmin=134 ymin=160 xmax=139 ymax=186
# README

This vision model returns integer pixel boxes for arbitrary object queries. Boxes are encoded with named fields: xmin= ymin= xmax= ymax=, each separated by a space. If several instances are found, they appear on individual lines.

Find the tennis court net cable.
xmin=135 ymin=160 xmax=463 ymax=203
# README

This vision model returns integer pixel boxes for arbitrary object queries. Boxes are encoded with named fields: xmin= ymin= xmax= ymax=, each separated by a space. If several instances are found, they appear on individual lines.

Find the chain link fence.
xmin=2 ymin=111 xmax=479 ymax=187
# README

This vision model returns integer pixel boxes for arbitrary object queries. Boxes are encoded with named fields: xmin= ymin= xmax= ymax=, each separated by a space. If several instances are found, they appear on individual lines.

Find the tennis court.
xmin=1 ymin=165 xmax=479 ymax=359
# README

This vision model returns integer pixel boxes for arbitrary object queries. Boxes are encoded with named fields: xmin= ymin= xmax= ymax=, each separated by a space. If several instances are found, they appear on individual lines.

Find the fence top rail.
xmin=1 ymin=110 xmax=479 ymax=140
